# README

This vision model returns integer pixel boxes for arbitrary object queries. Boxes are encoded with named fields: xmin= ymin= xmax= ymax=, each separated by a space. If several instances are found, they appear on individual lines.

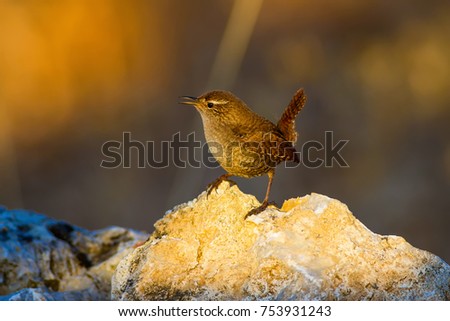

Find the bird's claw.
xmin=245 ymin=201 xmax=278 ymax=218
xmin=206 ymin=174 xmax=231 ymax=198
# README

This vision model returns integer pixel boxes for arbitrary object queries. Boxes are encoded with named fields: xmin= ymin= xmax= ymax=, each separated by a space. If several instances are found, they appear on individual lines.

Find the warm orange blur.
xmin=0 ymin=0 xmax=449 ymax=262
xmin=0 ymin=1 xmax=172 ymax=142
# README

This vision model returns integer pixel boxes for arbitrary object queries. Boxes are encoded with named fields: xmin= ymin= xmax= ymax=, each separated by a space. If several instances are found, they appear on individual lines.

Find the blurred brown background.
xmin=0 ymin=0 xmax=449 ymax=262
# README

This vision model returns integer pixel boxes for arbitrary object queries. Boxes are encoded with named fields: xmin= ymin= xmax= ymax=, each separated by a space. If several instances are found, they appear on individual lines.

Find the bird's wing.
xmin=245 ymin=129 xmax=299 ymax=163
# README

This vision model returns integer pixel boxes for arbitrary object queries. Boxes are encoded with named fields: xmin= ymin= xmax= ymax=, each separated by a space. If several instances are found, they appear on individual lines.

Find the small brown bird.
xmin=181 ymin=88 xmax=306 ymax=217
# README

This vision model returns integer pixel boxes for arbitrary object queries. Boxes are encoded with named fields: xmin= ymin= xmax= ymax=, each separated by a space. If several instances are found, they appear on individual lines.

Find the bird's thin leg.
xmin=207 ymin=173 xmax=232 ymax=197
xmin=262 ymin=170 xmax=274 ymax=207
xmin=245 ymin=170 xmax=276 ymax=218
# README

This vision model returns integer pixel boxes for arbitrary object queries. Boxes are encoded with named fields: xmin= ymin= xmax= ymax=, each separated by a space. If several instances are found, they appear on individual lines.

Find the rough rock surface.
xmin=0 ymin=207 xmax=147 ymax=300
xmin=112 ymin=181 xmax=450 ymax=300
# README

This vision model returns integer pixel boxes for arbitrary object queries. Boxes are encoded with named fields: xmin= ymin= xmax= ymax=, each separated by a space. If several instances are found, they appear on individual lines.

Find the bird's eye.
xmin=207 ymin=102 xmax=214 ymax=108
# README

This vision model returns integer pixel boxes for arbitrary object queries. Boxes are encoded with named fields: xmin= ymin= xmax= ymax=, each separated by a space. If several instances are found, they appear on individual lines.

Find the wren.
xmin=181 ymin=88 xmax=306 ymax=217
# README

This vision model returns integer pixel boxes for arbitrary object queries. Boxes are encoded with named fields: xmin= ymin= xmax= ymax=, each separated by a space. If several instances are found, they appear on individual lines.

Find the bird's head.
xmin=180 ymin=90 xmax=249 ymax=122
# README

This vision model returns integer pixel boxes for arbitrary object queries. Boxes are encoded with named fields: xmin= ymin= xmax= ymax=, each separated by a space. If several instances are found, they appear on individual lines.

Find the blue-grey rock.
xmin=0 ymin=209 xmax=148 ymax=300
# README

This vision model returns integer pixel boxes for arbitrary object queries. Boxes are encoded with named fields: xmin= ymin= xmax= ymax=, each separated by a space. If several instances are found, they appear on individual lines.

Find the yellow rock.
xmin=112 ymin=181 xmax=450 ymax=300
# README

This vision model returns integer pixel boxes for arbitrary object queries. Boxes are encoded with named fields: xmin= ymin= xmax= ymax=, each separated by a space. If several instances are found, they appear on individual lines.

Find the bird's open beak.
xmin=179 ymin=96 xmax=198 ymax=106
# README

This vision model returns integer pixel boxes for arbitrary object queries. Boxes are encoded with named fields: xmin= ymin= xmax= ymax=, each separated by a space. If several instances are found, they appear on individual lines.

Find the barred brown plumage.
xmin=277 ymin=88 xmax=307 ymax=144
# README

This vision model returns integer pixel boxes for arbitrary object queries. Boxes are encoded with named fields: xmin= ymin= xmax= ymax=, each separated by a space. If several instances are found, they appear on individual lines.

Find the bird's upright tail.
xmin=277 ymin=88 xmax=307 ymax=143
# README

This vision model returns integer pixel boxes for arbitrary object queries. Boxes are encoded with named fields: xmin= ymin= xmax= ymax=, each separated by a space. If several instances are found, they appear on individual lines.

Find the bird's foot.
xmin=245 ymin=201 xmax=278 ymax=218
xmin=206 ymin=174 xmax=232 ymax=198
